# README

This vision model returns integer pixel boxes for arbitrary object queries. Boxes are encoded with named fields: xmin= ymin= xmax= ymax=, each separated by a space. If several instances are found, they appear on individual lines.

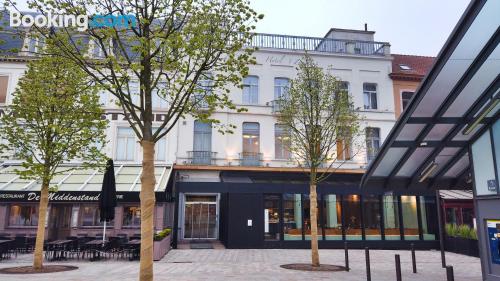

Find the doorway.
xmin=48 ymin=204 xmax=72 ymax=240
xmin=183 ymin=194 xmax=218 ymax=239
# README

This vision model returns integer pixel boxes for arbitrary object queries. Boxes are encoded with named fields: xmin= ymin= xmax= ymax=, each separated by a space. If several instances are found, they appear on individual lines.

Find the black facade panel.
xmin=226 ymin=193 xmax=264 ymax=248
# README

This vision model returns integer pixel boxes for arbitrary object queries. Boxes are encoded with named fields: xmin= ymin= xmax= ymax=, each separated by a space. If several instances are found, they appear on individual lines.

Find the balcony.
xmin=248 ymin=33 xmax=389 ymax=56
xmin=239 ymin=152 xmax=263 ymax=167
xmin=187 ymin=151 xmax=217 ymax=165
xmin=271 ymin=100 xmax=283 ymax=114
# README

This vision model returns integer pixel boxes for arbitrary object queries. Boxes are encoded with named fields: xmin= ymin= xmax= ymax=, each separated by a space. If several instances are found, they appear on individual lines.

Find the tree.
xmin=277 ymin=54 xmax=361 ymax=267
xmin=0 ymin=43 xmax=107 ymax=270
xmin=6 ymin=1 xmax=262 ymax=279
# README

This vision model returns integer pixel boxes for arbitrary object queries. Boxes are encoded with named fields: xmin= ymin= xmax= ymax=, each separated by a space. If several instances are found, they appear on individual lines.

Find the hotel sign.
xmin=0 ymin=191 xmax=167 ymax=202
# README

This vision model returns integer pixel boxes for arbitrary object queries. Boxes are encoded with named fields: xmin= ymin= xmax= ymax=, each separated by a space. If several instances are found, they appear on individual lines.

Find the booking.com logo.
xmin=9 ymin=11 xmax=137 ymax=32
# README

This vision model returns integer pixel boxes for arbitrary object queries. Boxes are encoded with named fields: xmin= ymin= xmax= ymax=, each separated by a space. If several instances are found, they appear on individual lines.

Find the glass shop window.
xmin=264 ymin=194 xmax=281 ymax=241
xmin=8 ymin=204 xmax=38 ymax=226
xmin=401 ymin=196 xmax=419 ymax=240
xmin=323 ymin=194 xmax=342 ymax=240
xmin=80 ymin=204 xmax=114 ymax=227
xmin=303 ymin=194 xmax=322 ymax=241
xmin=123 ymin=206 xmax=141 ymax=227
xmin=363 ymin=195 xmax=382 ymax=240
xmin=383 ymin=195 xmax=401 ymax=240
xmin=283 ymin=193 xmax=302 ymax=240
xmin=419 ymin=196 xmax=437 ymax=240
xmin=343 ymin=195 xmax=362 ymax=240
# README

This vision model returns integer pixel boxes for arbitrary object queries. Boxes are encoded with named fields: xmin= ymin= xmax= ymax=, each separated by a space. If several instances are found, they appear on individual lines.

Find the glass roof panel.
xmin=444 ymin=154 xmax=469 ymax=178
xmin=443 ymin=45 xmax=500 ymax=117
xmin=430 ymin=147 xmax=461 ymax=177
xmin=396 ymin=147 xmax=434 ymax=177
xmin=411 ymin=59 xmax=470 ymax=117
xmin=396 ymin=124 xmax=426 ymax=141
xmin=411 ymin=0 xmax=499 ymax=118
xmin=424 ymin=124 xmax=455 ymax=141
xmin=372 ymin=147 xmax=408 ymax=177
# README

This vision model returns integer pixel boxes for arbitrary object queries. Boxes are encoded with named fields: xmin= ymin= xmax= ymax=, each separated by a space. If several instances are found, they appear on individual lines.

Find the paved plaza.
xmin=0 ymin=249 xmax=482 ymax=281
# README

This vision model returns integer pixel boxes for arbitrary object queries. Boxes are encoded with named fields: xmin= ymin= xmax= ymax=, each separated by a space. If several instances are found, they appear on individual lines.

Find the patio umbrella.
xmin=99 ymin=159 xmax=117 ymax=245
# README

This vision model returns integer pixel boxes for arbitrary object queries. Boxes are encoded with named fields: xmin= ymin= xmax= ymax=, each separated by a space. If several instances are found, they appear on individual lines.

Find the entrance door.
xmin=184 ymin=195 xmax=218 ymax=239
xmin=48 ymin=204 xmax=72 ymax=240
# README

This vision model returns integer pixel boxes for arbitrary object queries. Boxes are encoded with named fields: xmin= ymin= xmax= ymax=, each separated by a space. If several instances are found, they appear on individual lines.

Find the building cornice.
xmin=173 ymin=164 xmax=366 ymax=174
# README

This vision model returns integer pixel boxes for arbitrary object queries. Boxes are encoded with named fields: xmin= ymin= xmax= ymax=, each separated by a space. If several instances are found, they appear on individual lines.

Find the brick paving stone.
xmin=0 ymin=249 xmax=481 ymax=281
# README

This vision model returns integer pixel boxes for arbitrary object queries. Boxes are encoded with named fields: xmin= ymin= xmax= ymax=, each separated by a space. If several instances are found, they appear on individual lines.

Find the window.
xmin=303 ymin=194 xmax=322 ymax=241
xmin=24 ymin=34 xmax=45 ymax=54
xmin=323 ymin=194 xmax=342 ymax=240
xmin=123 ymin=206 xmax=141 ymax=227
xmin=383 ymin=195 xmax=400 ymax=240
xmin=242 ymin=76 xmax=259 ymax=104
xmin=8 ymin=204 xmax=38 ymax=226
xmin=98 ymin=90 xmax=108 ymax=106
xmin=154 ymin=127 xmax=167 ymax=161
xmin=80 ymin=204 xmax=114 ymax=227
xmin=283 ymin=193 xmax=302 ymax=240
xmin=401 ymin=91 xmax=414 ymax=111
xmin=128 ymin=81 xmax=140 ymax=106
xmin=401 ymin=196 xmax=419 ymax=240
xmin=90 ymin=39 xmax=112 ymax=58
xmin=471 ymin=129 xmax=497 ymax=196
xmin=242 ymin=122 xmax=260 ymax=166
xmin=116 ymin=127 xmax=136 ymax=161
xmin=363 ymin=83 xmax=378 ymax=110
xmin=192 ymin=121 xmax=212 ymax=165
xmin=0 ymin=75 xmax=8 ymax=104
xmin=343 ymin=195 xmax=362 ymax=240
xmin=274 ymin=78 xmax=289 ymax=100
xmin=264 ymin=194 xmax=281 ymax=241
xmin=363 ymin=195 xmax=382 ymax=240
xmin=366 ymin=128 xmax=381 ymax=162
xmin=336 ymin=127 xmax=352 ymax=161
xmin=419 ymin=196 xmax=437 ymax=240
xmin=275 ymin=124 xmax=291 ymax=159
xmin=152 ymin=82 xmax=168 ymax=109
xmin=399 ymin=64 xmax=412 ymax=71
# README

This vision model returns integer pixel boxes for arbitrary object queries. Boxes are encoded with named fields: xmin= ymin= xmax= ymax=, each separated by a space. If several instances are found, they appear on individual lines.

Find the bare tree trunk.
xmin=310 ymin=181 xmax=320 ymax=267
xmin=139 ymin=140 xmax=156 ymax=281
xmin=33 ymin=179 xmax=49 ymax=269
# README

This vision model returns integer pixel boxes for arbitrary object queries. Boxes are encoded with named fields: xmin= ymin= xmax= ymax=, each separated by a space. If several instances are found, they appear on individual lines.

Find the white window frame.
xmin=363 ymin=83 xmax=378 ymax=110
xmin=115 ymin=127 xmax=136 ymax=161
xmin=242 ymin=76 xmax=259 ymax=105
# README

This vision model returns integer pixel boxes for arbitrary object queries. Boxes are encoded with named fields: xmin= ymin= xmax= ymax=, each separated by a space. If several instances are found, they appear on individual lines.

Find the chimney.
xmin=364 ymin=23 xmax=368 ymax=31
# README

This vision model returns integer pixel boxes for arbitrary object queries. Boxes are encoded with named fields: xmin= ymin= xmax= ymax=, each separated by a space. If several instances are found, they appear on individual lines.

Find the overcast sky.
xmin=249 ymin=0 xmax=471 ymax=56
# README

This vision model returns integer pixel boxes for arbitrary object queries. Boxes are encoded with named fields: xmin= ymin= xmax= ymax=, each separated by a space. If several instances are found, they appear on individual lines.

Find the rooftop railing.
xmin=248 ymin=33 xmax=389 ymax=56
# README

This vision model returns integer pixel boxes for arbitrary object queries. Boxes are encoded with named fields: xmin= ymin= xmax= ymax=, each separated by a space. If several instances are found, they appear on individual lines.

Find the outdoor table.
xmin=125 ymin=239 xmax=141 ymax=261
xmin=46 ymin=240 xmax=73 ymax=261
xmin=85 ymin=239 xmax=108 ymax=261
xmin=0 ymin=240 xmax=13 ymax=260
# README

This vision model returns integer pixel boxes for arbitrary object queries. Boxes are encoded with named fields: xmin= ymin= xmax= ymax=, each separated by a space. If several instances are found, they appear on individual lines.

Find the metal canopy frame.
xmin=361 ymin=0 xmax=500 ymax=190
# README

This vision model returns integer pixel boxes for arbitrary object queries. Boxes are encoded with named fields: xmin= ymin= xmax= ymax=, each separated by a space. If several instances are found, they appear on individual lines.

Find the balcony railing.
xmin=239 ymin=152 xmax=263 ymax=167
xmin=271 ymin=100 xmax=283 ymax=114
xmin=187 ymin=151 xmax=217 ymax=165
xmin=248 ymin=33 xmax=389 ymax=56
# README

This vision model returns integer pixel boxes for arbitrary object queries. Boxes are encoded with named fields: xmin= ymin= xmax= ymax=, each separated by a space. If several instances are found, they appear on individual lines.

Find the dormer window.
xmin=399 ymin=64 xmax=412 ymax=71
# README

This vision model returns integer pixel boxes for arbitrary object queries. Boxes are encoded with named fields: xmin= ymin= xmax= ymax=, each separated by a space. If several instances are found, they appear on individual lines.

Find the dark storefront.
xmin=172 ymin=172 xmax=439 ymax=249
